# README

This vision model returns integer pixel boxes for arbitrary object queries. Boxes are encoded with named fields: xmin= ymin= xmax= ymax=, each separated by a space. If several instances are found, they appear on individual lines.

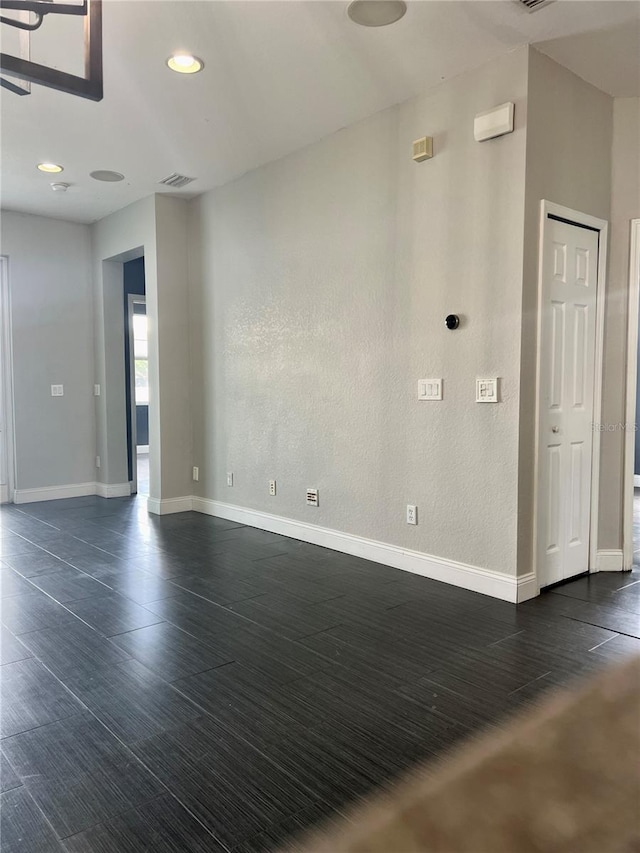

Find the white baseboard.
xmin=516 ymin=572 xmax=538 ymax=602
xmin=634 ymin=475 xmax=640 ymax=488
xmin=14 ymin=481 xmax=132 ymax=504
xmin=95 ymin=482 xmax=132 ymax=498
xmin=147 ymin=496 xmax=193 ymax=515
xmin=14 ymin=482 xmax=97 ymax=504
xmin=595 ymin=549 xmax=624 ymax=572
xmin=191 ymin=497 xmax=522 ymax=602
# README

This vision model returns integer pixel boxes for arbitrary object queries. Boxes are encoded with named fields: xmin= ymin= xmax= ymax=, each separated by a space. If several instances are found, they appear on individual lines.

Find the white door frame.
xmin=533 ymin=201 xmax=608 ymax=593
xmin=623 ymin=220 xmax=640 ymax=570
xmin=127 ymin=294 xmax=146 ymax=494
xmin=0 ymin=257 xmax=16 ymax=504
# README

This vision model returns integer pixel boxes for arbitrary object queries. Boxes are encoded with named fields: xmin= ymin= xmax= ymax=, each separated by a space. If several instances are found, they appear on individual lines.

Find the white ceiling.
xmin=1 ymin=0 xmax=638 ymax=224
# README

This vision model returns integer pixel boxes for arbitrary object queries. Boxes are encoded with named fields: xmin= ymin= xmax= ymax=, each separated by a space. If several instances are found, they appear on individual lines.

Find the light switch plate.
xmin=51 ymin=384 xmax=64 ymax=397
xmin=418 ymin=379 xmax=442 ymax=401
xmin=476 ymin=377 xmax=499 ymax=403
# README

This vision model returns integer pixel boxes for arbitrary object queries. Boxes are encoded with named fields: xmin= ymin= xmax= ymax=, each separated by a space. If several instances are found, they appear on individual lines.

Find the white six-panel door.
xmin=538 ymin=217 xmax=599 ymax=588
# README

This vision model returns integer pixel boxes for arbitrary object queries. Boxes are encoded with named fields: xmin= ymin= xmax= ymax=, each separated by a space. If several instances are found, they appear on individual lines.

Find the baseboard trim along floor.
xmin=191 ymin=496 xmax=536 ymax=604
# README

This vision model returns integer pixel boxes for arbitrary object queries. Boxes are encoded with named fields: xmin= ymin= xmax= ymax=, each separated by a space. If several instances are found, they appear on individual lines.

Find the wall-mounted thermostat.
xmin=476 ymin=378 xmax=499 ymax=403
xmin=412 ymin=136 xmax=433 ymax=162
xmin=474 ymin=102 xmax=514 ymax=142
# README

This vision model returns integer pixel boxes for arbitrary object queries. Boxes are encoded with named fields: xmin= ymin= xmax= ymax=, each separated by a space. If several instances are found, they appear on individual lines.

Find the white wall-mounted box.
xmin=412 ymin=137 xmax=433 ymax=162
xmin=474 ymin=102 xmax=514 ymax=142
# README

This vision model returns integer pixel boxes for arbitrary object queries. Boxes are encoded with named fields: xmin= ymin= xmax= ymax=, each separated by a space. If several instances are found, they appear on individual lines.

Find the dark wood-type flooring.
xmin=1 ymin=495 xmax=639 ymax=852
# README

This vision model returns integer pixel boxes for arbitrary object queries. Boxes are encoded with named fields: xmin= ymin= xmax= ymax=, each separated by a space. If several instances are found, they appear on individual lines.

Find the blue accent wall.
xmin=136 ymin=405 xmax=149 ymax=446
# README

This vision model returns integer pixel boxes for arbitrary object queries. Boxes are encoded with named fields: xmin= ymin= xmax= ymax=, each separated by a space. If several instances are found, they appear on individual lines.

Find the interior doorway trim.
xmin=533 ymin=201 xmax=609 ymax=594
xmin=623 ymin=219 xmax=640 ymax=570
xmin=127 ymin=293 xmax=146 ymax=495
xmin=0 ymin=257 xmax=16 ymax=503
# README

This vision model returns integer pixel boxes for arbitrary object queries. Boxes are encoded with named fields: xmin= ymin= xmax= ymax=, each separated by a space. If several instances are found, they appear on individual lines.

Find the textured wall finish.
xmin=606 ymin=98 xmax=640 ymax=539
xmin=519 ymin=50 xmax=614 ymax=577
xmin=90 ymin=195 xmax=192 ymax=503
xmin=0 ymin=212 xmax=95 ymax=490
xmin=188 ymin=48 xmax=529 ymax=577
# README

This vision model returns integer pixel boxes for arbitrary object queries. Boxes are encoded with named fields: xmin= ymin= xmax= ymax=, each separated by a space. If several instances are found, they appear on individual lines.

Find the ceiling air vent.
xmin=158 ymin=172 xmax=196 ymax=189
xmin=516 ymin=0 xmax=555 ymax=10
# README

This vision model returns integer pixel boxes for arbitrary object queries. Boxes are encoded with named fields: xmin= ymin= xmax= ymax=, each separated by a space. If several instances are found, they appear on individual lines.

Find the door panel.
xmin=549 ymin=301 xmax=565 ymax=410
xmin=539 ymin=218 xmax=599 ymax=587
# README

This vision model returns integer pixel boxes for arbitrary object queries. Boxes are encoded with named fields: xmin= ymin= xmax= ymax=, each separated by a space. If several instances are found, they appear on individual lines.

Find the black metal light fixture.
xmin=0 ymin=0 xmax=103 ymax=101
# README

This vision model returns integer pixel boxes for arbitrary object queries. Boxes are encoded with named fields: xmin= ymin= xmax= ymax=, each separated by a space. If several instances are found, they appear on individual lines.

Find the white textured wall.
xmin=91 ymin=196 xmax=156 ymax=491
xmin=188 ymin=48 xmax=528 ymax=576
xmin=519 ymin=50 xmax=617 ymax=576
xmin=90 ymin=195 xmax=192 ymax=502
xmin=605 ymin=97 xmax=639 ymax=545
xmin=155 ymin=196 xmax=193 ymax=499
xmin=0 ymin=212 xmax=95 ymax=490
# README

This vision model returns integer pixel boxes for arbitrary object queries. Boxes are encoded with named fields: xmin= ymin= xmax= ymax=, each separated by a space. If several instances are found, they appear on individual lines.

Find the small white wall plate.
xmin=418 ymin=379 xmax=443 ymax=401
xmin=476 ymin=377 xmax=499 ymax=402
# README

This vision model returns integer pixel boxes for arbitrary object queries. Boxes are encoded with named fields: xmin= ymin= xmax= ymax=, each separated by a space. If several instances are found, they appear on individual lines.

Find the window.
xmin=133 ymin=310 xmax=148 ymax=405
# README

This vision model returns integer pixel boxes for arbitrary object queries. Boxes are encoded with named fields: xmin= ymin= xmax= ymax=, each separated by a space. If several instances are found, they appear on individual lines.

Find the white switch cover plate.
xmin=406 ymin=504 xmax=418 ymax=525
xmin=476 ymin=377 xmax=499 ymax=403
xmin=192 ymin=467 xmax=199 ymax=482
xmin=94 ymin=384 xmax=101 ymax=396
xmin=227 ymin=472 xmax=234 ymax=486
xmin=418 ymin=379 xmax=442 ymax=401
xmin=306 ymin=488 xmax=319 ymax=507
xmin=51 ymin=384 xmax=64 ymax=397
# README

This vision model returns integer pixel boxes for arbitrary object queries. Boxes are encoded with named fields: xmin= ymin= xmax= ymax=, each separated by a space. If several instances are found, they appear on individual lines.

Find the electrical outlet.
xmin=269 ymin=480 xmax=276 ymax=496
xmin=227 ymin=472 xmax=234 ymax=487
xmin=406 ymin=504 xmax=418 ymax=525
xmin=306 ymin=488 xmax=319 ymax=507
xmin=51 ymin=384 xmax=64 ymax=397
xmin=192 ymin=466 xmax=199 ymax=482
xmin=95 ymin=456 xmax=101 ymax=469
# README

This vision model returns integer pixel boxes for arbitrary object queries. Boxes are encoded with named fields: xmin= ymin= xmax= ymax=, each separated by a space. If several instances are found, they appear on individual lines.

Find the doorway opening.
xmin=0 ymin=257 xmax=15 ymax=504
xmin=123 ymin=258 xmax=148 ymax=496
xmin=534 ymin=202 xmax=608 ymax=592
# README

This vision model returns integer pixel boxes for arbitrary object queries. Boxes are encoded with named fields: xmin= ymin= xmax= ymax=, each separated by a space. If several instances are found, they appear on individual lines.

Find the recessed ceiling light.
xmin=37 ymin=162 xmax=63 ymax=173
xmin=167 ymin=54 xmax=204 ymax=74
xmin=347 ymin=0 xmax=407 ymax=27
xmin=90 ymin=170 xmax=125 ymax=182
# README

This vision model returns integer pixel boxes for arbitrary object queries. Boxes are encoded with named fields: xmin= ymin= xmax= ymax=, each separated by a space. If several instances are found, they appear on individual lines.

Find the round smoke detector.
xmin=90 ymin=170 xmax=125 ymax=182
xmin=347 ymin=0 xmax=407 ymax=27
